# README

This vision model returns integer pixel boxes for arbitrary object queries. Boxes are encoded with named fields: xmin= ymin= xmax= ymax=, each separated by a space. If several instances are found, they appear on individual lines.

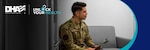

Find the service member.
xmin=59 ymin=2 xmax=100 ymax=50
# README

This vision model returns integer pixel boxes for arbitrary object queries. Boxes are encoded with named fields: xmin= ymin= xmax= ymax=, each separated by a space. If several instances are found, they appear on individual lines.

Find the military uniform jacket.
xmin=59 ymin=18 xmax=95 ymax=50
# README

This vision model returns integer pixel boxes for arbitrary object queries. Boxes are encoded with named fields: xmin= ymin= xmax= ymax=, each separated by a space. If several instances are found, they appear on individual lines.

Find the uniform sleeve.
xmin=59 ymin=26 xmax=85 ymax=50
xmin=84 ymin=26 xmax=95 ymax=47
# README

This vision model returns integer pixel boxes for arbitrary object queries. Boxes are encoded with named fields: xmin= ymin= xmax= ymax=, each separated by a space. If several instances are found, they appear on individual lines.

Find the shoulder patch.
xmin=63 ymin=35 xmax=69 ymax=40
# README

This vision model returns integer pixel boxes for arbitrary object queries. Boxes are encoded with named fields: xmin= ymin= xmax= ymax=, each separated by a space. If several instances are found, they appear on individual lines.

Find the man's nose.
xmin=86 ymin=12 xmax=88 ymax=15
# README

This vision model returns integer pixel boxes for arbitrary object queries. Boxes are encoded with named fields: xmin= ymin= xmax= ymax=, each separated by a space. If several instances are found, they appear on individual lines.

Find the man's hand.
xmin=95 ymin=46 xmax=101 ymax=50
xmin=85 ymin=48 xmax=95 ymax=50
xmin=94 ymin=45 xmax=100 ymax=48
xmin=94 ymin=45 xmax=101 ymax=50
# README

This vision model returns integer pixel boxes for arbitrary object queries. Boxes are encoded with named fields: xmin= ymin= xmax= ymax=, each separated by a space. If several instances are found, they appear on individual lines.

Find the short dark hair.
xmin=71 ymin=2 xmax=86 ymax=15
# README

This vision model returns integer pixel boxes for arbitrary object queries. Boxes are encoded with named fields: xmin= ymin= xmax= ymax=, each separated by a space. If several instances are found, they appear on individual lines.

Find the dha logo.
xmin=5 ymin=5 xmax=26 ymax=14
xmin=33 ymin=5 xmax=61 ymax=15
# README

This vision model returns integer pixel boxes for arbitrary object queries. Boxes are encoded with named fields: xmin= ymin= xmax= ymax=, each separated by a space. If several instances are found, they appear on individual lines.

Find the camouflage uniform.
xmin=59 ymin=18 xmax=95 ymax=50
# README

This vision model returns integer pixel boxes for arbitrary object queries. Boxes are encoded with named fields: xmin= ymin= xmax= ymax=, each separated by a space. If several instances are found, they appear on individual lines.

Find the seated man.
xmin=59 ymin=2 xmax=100 ymax=50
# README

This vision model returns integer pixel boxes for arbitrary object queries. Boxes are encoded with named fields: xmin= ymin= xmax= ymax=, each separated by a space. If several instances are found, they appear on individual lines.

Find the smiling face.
xmin=76 ymin=7 xmax=87 ymax=20
xmin=79 ymin=7 xmax=87 ymax=20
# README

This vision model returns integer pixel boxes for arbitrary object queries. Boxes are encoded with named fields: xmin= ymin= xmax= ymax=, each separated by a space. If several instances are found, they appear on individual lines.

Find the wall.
xmin=57 ymin=0 xmax=136 ymax=39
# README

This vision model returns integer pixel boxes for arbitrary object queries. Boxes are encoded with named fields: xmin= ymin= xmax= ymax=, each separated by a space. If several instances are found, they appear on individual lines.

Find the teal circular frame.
xmin=120 ymin=1 xmax=138 ymax=50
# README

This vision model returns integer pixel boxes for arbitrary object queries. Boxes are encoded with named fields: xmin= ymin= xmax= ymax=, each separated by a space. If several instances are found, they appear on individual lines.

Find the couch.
xmin=88 ymin=26 xmax=130 ymax=50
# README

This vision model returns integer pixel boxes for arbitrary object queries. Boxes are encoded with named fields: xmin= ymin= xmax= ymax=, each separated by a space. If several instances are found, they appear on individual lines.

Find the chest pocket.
xmin=72 ymin=28 xmax=87 ymax=40
xmin=71 ymin=31 xmax=79 ymax=41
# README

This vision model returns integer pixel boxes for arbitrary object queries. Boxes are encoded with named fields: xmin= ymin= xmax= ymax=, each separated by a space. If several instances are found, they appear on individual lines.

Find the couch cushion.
xmin=88 ymin=26 xmax=117 ymax=48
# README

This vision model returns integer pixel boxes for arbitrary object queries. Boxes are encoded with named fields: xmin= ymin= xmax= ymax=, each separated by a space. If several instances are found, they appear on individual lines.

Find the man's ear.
xmin=75 ymin=11 xmax=80 ymax=16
